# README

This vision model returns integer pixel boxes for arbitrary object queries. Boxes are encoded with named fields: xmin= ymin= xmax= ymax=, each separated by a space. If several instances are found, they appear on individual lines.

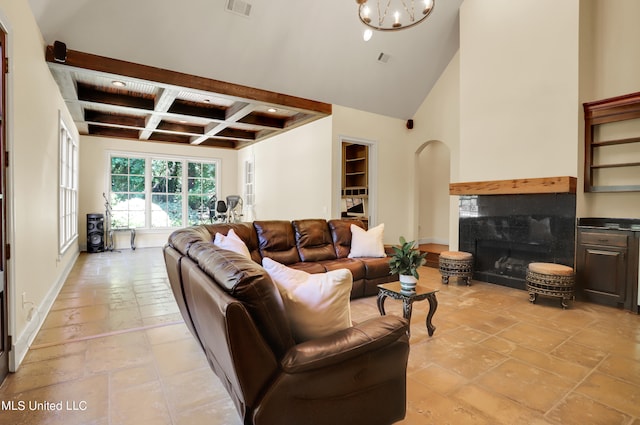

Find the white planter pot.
xmin=399 ymin=274 xmax=417 ymax=291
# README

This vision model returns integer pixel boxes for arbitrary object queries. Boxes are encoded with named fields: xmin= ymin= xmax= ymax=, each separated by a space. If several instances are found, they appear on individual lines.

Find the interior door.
xmin=0 ymin=29 xmax=9 ymax=382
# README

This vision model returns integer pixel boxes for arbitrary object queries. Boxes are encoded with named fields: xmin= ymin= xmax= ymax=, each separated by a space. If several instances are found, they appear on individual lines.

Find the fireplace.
xmin=458 ymin=193 xmax=576 ymax=290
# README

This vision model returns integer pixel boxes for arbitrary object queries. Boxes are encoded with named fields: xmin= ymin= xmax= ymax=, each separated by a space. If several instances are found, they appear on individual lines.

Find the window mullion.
xmin=145 ymin=157 xmax=152 ymax=228
xmin=182 ymin=160 xmax=188 ymax=227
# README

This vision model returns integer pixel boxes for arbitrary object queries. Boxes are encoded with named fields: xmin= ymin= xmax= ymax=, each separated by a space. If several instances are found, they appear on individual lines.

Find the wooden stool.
xmin=439 ymin=251 xmax=473 ymax=285
xmin=526 ymin=262 xmax=575 ymax=309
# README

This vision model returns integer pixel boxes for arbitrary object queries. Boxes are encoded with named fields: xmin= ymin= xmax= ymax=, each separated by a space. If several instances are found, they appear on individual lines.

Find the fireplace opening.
xmin=459 ymin=194 xmax=576 ymax=290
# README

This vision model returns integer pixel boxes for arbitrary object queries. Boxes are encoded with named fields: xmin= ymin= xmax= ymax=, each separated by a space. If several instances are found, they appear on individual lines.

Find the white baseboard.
xmin=418 ymin=237 xmax=449 ymax=246
xmin=10 ymin=249 xmax=80 ymax=371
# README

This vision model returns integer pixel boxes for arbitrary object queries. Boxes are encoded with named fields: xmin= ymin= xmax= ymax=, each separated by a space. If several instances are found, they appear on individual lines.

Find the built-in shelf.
xmin=342 ymin=143 xmax=368 ymax=196
xmin=584 ymin=91 xmax=640 ymax=192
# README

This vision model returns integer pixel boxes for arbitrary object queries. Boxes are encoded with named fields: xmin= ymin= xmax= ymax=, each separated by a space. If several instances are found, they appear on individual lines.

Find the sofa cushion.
xmin=287 ymin=262 xmax=328 ymax=274
xmin=188 ymin=242 xmax=295 ymax=358
xmin=318 ymin=258 xmax=366 ymax=282
xmin=204 ymin=222 xmax=262 ymax=263
xmin=168 ymin=225 xmax=213 ymax=254
xmin=213 ymin=228 xmax=251 ymax=258
xmin=254 ymin=220 xmax=301 ymax=265
xmin=292 ymin=219 xmax=337 ymax=262
xmin=262 ymin=258 xmax=353 ymax=342
xmin=328 ymin=219 xmax=366 ymax=258
xmin=360 ymin=257 xmax=393 ymax=280
xmin=348 ymin=223 xmax=386 ymax=258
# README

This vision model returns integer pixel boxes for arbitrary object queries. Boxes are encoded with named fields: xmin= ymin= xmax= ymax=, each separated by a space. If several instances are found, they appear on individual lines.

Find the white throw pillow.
xmin=213 ymin=229 xmax=251 ymax=258
xmin=348 ymin=223 xmax=385 ymax=258
xmin=262 ymin=257 xmax=353 ymax=342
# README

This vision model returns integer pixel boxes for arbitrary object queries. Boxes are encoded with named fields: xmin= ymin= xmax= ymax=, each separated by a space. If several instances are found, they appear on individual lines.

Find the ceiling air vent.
xmin=225 ymin=0 xmax=253 ymax=17
xmin=377 ymin=52 xmax=391 ymax=64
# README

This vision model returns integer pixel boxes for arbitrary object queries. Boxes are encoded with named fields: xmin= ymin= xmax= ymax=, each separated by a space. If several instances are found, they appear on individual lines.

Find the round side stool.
xmin=526 ymin=262 xmax=575 ymax=309
xmin=439 ymin=251 xmax=473 ymax=286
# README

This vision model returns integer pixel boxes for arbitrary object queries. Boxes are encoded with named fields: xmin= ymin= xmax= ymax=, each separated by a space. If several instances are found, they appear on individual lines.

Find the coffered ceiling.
xmin=30 ymin=0 xmax=463 ymax=149
xmin=46 ymin=45 xmax=331 ymax=149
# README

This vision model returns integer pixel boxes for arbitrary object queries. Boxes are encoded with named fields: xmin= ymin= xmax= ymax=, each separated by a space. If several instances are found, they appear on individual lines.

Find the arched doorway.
xmin=416 ymin=140 xmax=450 ymax=250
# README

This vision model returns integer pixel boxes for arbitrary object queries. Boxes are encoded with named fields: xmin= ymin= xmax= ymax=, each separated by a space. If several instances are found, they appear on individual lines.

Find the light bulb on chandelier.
xmin=356 ymin=0 xmax=435 ymax=31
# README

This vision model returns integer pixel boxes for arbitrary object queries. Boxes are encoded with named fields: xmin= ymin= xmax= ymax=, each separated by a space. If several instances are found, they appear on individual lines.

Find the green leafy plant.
xmin=389 ymin=237 xmax=427 ymax=279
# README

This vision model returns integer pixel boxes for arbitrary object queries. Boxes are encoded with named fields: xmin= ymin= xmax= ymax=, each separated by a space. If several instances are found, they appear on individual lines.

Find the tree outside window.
xmin=109 ymin=154 xmax=218 ymax=228
xmin=110 ymin=156 xmax=146 ymax=228
xmin=151 ymin=159 xmax=183 ymax=227
xmin=188 ymin=162 xmax=217 ymax=226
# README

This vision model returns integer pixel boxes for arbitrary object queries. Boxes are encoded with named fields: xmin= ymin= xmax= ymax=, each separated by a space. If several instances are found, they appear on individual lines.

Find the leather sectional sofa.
xmin=167 ymin=218 xmax=397 ymax=298
xmin=163 ymin=218 xmax=409 ymax=425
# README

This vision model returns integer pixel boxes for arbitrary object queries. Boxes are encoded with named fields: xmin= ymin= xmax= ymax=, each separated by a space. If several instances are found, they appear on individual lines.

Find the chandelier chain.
xmin=402 ymin=0 xmax=416 ymax=22
xmin=378 ymin=0 xmax=391 ymax=26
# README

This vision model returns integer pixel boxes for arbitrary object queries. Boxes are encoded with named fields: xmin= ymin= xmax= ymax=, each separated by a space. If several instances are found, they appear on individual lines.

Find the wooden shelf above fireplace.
xmin=449 ymin=176 xmax=577 ymax=196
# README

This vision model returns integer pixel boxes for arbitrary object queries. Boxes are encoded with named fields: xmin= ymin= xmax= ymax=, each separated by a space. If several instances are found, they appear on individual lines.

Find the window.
xmin=59 ymin=118 xmax=78 ymax=253
xmin=244 ymin=160 xmax=254 ymax=220
xmin=187 ymin=162 xmax=217 ymax=226
xmin=109 ymin=153 xmax=218 ymax=229
xmin=110 ymin=156 xmax=146 ymax=228
xmin=151 ymin=159 xmax=182 ymax=227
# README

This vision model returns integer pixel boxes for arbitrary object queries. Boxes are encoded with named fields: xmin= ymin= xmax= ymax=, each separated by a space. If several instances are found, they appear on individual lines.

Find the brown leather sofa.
xmin=168 ymin=218 xmax=397 ymax=298
xmin=163 ymin=218 xmax=410 ymax=425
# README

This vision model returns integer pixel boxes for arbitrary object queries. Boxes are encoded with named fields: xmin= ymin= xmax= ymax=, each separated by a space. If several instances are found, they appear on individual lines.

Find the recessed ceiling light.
xmin=111 ymin=80 xmax=126 ymax=87
xmin=267 ymin=108 xmax=277 ymax=113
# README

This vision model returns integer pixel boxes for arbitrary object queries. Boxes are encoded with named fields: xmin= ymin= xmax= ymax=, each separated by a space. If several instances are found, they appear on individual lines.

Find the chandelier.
xmin=356 ymin=0 xmax=435 ymax=31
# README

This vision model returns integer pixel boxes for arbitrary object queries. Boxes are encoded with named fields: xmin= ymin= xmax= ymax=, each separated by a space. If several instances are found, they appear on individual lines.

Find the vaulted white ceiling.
xmin=28 ymin=0 xmax=462 ymax=121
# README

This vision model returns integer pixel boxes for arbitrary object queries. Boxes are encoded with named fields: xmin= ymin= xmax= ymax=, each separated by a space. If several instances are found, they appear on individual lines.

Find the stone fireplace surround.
xmin=451 ymin=177 xmax=577 ymax=290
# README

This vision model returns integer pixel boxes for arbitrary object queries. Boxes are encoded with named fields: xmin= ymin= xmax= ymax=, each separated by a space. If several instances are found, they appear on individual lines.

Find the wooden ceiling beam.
xmin=88 ymin=124 xmax=139 ymax=139
xmin=238 ymin=113 xmax=286 ymax=129
xmin=168 ymin=100 xmax=226 ymax=120
xmin=46 ymin=45 xmax=332 ymax=115
xmin=77 ymin=83 xmax=154 ymax=110
xmin=84 ymin=110 xmax=146 ymax=128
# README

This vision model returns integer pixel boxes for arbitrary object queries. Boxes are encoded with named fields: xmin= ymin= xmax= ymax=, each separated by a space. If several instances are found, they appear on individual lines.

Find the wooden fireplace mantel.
xmin=449 ymin=176 xmax=577 ymax=196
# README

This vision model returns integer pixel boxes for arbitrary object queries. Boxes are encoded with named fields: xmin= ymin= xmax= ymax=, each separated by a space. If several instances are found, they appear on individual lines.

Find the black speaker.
xmin=87 ymin=213 xmax=104 ymax=253
xmin=53 ymin=40 xmax=67 ymax=63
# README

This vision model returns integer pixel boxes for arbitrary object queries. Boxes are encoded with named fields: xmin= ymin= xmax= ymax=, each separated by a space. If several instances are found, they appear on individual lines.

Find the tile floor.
xmin=1 ymin=247 xmax=639 ymax=424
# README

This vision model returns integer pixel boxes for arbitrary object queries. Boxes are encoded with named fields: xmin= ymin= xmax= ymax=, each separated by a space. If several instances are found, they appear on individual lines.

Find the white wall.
xmin=1 ymin=0 xmax=79 ymax=369
xmin=459 ymin=0 xmax=580 ymax=181
xmin=417 ymin=141 xmax=450 ymax=245
xmin=577 ymin=0 xmax=640 ymax=218
xmin=331 ymin=106 xmax=413 ymax=244
xmin=239 ymin=116 xmax=333 ymax=221
xmin=79 ymin=136 xmax=239 ymax=250
xmin=408 ymin=51 xmax=461 ymax=249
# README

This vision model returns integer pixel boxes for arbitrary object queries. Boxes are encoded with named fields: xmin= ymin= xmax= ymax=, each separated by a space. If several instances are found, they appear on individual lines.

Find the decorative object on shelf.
xmin=356 ymin=0 xmax=435 ymax=32
xmin=389 ymin=236 xmax=427 ymax=291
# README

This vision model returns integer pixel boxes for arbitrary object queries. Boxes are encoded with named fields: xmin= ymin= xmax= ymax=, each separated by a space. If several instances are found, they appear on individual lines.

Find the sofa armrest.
xmin=281 ymin=315 xmax=408 ymax=373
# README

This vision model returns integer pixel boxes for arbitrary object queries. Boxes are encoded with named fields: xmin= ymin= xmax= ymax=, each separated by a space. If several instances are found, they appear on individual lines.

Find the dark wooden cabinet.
xmin=576 ymin=226 xmax=639 ymax=311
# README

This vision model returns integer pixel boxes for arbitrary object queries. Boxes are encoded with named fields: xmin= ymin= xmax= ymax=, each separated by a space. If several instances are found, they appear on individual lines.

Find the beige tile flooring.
xmin=1 ymin=247 xmax=640 ymax=424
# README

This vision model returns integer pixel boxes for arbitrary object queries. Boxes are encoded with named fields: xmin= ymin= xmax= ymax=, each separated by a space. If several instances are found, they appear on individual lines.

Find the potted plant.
xmin=389 ymin=237 xmax=427 ymax=291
